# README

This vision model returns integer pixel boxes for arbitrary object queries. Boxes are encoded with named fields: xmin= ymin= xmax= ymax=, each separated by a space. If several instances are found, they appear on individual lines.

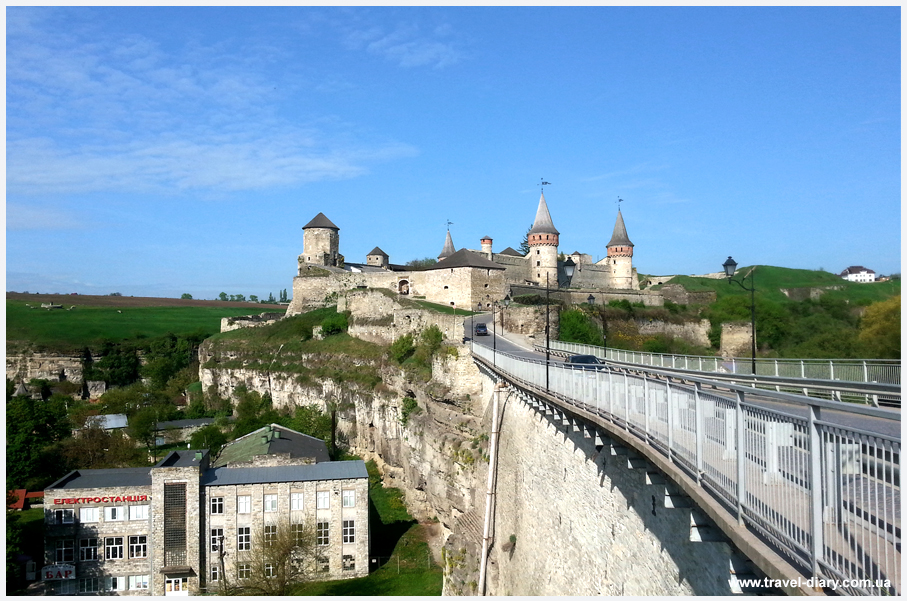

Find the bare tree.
xmin=232 ymin=520 xmax=320 ymax=596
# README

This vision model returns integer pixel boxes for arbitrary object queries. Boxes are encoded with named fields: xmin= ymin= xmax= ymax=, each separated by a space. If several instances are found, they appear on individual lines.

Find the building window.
xmin=105 ymin=576 xmax=124 ymax=592
xmin=79 ymin=538 xmax=98 ymax=561
xmin=129 ymin=535 xmax=148 ymax=558
xmin=105 ymin=537 xmax=124 ymax=560
xmin=264 ymin=563 xmax=275 ymax=578
xmin=342 ymin=520 xmax=355 ymax=544
xmin=79 ymin=507 xmax=98 ymax=523
xmin=104 ymin=506 xmax=125 ymax=521
xmin=55 ymin=580 xmax=76 ymax=595
xmin=536 ymin=249 xmax=540 ymax=255
xmin=290 ymin=492 xmax=303 ymax=511
xmin=342 ymin=490 xmax=355 ymax=508
xmin=343 ymin=554 xmax=355 ymax=571
xmin=129 ymin=505 xmax=149 ymax=520
xmin=211 ymin=566 xmax=220 ymax=582
xmin=264 ymin=494 xmax=278 ymax=512
xmin=316 ymin=521 xmax=329 ymax=546
xmin=238 ymin=527 xmax=251 ymax=551
xmin=237 ymin=564 xmax=251 ymax=580
xmin=52 ymin=509 xmax=74 ymax=524
xmin=264 ymin=524 xmax=277 ymax=547
xmin=316 ymin=491 xmax=329 ymax=509
xmin=55 ymin=539 xmax=74 ymax=563
xmin=128 ymin=575 xmax=149 ymax=590
xmin=237 ymin=495 xmax=251 ymax=514
xmin=317 ymin=556 xmax=329 ymax=572
xmin=211 ymin=497 xmax=224 ymax=514
xmin=79 ymin=578 xmax=99 ymax=593
xmin=536 ymin=261 xmax=540 ymax=267
xmin=211 ymin=528 xmax=223 ymax=552
xmin=291 ymin=523 xmax=307 ymax=545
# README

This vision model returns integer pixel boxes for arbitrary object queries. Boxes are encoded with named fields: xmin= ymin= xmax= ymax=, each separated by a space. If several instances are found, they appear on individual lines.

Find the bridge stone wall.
xmin=479 ymin=385 xmax=739 ymax=595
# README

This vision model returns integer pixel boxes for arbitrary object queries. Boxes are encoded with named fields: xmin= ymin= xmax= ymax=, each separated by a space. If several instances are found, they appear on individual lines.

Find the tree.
xmin=219 ymin=292 xmax=228 ymax=301
xmin=267 ymin=292 xmax=276 ymax=303
xmin=188 ymin=425 xmax=228 ymax=459
xmin=405 ymin=257 xmax=438 ymax=269
xmin=128 ymin=407 xmax=159 ymax=454
xmin=233 ymin=521 xmax=319 ymax=596
xmin=279 ymin=289 xmax=288 ymax=303
xmin=181 ymin=293 xmax=193 ymax=299
xmin=859 ymin=296 xmax=900 ymax=359
xmin=249 ymin=295 xmax=258 ymax=303
xmin=518 ymin=223 xmax=532 ymax=255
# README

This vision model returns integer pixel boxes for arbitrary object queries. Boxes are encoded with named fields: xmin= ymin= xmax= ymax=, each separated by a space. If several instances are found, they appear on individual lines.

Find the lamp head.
xmin=722 ymin=256 xmax=738 ymax=280
xmin=563 ymin=257 xmax=576 ymax=278
xmin=587 ymin=294 xmax=595 ymax=305
xmin=503 ymin=294 xmax=511 ymax=308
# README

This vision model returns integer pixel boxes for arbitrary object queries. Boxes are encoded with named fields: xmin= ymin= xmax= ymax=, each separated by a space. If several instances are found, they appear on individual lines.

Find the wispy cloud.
xmin=342 ymin=21 xmax=462 ymax=68
xmin=6 ymin=8 xmax=418 ymax=197
xmin=7 ymin=203 xmax=86 ymax=230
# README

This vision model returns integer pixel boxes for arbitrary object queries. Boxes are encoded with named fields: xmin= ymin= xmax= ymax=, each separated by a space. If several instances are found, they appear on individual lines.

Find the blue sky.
xmin=6 ymin=6 xmax=900 ymax=299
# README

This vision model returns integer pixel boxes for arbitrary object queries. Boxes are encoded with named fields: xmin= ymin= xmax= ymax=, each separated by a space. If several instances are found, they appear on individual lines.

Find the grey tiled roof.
xmin=429 ymin=248 xmax=505 ymax=271
xmin=202 ymin=460 xmax=368 ymax=487
xmin=438 ymin=230 xmax=456 ymax=260
xmin=499 ymin=247 xmax=524 ymax=257
xmin=302 ymin=212 xmax=340 ymax=230
xmin=367 ymin=247 xmax=388 ymax=257
xmin=47 ymin=468 xmax=153 ymax=490
xmin=528 ymin=192 xmax=560 ymax=235
xmin=156 ymin=450 xmax=208 ymax=468
xmin=606 ymin=210 xmax=634 ymax=247
xmin=156 ymin=418 xmax=214 ymax=430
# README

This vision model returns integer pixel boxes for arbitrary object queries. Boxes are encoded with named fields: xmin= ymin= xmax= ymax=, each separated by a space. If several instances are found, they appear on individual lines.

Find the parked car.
xmin=565 ymin=354 xmax=605 ymax=368
xmin=474 ymin=323 xmax=489 ymax=336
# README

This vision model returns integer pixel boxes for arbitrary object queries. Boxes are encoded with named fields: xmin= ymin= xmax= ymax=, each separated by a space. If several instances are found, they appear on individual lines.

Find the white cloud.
xmin=7 ymin=203 xmax=85 ymax=230
xmin=343 ymin=21 xmax=462 ymax=68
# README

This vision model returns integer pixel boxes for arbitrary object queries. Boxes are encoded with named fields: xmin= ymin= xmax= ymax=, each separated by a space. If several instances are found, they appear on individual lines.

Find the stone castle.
xmin=286 ymin=192 xmax=642 ymax=316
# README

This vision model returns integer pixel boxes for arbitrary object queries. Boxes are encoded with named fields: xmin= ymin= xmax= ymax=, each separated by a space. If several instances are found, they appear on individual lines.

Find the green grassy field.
xmin=7 ymin=296 xmax=284 ymax=353
xmin=650 ymin=266 xmax=900 ymax=305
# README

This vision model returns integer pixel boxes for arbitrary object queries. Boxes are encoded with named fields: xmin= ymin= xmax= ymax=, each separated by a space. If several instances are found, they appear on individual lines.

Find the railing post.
xmin=623 ymin=371 xmax=630 ymax=430
xmin=808 ymin=405 xmax=824 ymax=578
xmin=643 ymin=372 xmax=650 ymax=439
xmin=863 ymin=361 xmax=870 ymax=404
xmin=694 ymin=381 xmax=704 ymax=485
xmin=666 ymin=377 xmax=674 ymax=462
xmin=829 ymin=360 xmax=834 ymax=381
xmin=736 ymin=390 xmax=746 ymax=526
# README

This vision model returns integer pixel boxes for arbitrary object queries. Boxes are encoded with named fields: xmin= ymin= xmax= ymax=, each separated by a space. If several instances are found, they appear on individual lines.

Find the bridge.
xmin=467 ymin=323 xmax=900 ymax=596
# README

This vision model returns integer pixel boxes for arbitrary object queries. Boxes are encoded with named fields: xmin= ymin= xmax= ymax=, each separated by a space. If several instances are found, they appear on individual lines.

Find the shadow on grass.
xmin=368 ymin=494 xmax=417 ymax=571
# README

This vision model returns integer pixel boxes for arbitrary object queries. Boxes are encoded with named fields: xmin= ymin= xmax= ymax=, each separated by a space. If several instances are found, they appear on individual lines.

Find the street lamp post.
xmin=722 ymin=256 xmax=757 ymax=375
xmin=502 ymin=294 xmax=510 ymax=332
xmin=492 ymin=301 xmax=497 ymax=366
xmin=545 ymin=259 xmax=576 ymax=390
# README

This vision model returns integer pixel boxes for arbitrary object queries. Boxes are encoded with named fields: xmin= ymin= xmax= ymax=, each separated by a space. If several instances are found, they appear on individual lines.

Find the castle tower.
xmin=480 ymin=236 xmax=493 ymax=260
xmin=438 ymin=230 xmax=456 ymax=261
xmin=605 ymin=209 xmax=634 ymax=289
xmin=300 ymin=212 xmax=340 ymax=270
xmin=527 ymin=191 xmax=560 ymax=287
xmin=366 ymin=247 xmax=389 ymax=269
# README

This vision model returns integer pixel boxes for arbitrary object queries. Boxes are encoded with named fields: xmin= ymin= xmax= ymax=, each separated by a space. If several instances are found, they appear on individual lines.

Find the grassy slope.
xmin=7 ymin=299 xmax=285 ymax=353
xmin=650 ymin=266 xmax=900 ymax=305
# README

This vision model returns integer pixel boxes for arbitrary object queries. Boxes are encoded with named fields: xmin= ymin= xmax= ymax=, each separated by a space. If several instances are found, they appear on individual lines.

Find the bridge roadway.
xmin=466 ymin=313 xmax=900 ymax=439
xmin=466 ymin=313 xmax=901 ymax=595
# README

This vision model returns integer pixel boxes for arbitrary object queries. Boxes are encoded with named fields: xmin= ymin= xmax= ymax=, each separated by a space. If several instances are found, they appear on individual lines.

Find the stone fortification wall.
xmin=492 ymin=305 xmax=558 ymax=339
xmin=339 ymin=289 xmax=465 ymax=345
xmin=220 ymin=312 xmax=284 ymax=333
xmin=636 ymin=318 xmax=711 ymax=347
xmin=288 ymin=268 xmax=399 ymax=314
xmin=456 ymin=389 xmax=739 ymax=596
xmin=568 ymin=262 xmax=613 ymax=290
xmin=7 ymin=352 xmax=90 ymax=383
xmin=509 ymin=284 xmax=663 ymax=307
xmin=720 ymin=322 xmax=753 ymax=358
xmin=661 ymin=284 xmax=717 ymax=306
xmin=489 ymin=252 xmax=530 ymax=284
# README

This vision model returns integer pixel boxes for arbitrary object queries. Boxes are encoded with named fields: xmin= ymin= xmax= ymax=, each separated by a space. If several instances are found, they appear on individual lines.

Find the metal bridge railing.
xmin=544 ymin=340 xmax=901 ymax=406
xmin=473 ymin=344 xmax=901 ymax=595
xmin=546 ymin=340 xmax=901 ymax=385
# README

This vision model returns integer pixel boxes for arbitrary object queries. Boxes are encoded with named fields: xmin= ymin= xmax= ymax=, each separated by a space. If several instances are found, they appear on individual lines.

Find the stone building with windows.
xmin=42 ymin=424 xmax=369 ymax=596
xmin=287 ymin=191 xmax=640 ymax=316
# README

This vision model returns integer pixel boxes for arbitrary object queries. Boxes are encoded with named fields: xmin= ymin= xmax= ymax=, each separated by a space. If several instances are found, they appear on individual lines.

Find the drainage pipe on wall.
xmin=478 ymin=380 xmax=507 ymax=596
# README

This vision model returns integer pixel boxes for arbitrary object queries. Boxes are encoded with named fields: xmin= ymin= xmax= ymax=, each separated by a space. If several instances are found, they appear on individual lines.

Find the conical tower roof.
xmin=528 ymin=191 xmax=559 ymax=235
xmin=606 ymin=210 xmax=633 ymax=247
xmin=302 ymin=212 xmax=340 ymax=230
xmin=438 ymin=230 xmax=456 ymax=260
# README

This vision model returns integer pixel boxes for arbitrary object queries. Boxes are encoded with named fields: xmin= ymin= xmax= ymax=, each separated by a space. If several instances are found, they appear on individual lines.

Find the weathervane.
xmin=617 ymin=197 xmax=625 ymax=207
xmin=539 ymin=178 xmax=551 ymax=190
xmin=446 ymin=219 xmax=453 ymax=231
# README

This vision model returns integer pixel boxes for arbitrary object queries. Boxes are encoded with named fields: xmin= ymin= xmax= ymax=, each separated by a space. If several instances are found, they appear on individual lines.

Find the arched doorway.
xmin=398 ymin=280 xmax=410 ymax=295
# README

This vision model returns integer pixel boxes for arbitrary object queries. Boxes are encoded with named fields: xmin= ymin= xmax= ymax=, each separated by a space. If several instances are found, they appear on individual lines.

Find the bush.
xmin=390 ymin=334 xmax=415 ymax=364
xmin=559 ymin=309 xmax=605 ymax=346
xmin=321 ymin=312 xmax=349 ymax=336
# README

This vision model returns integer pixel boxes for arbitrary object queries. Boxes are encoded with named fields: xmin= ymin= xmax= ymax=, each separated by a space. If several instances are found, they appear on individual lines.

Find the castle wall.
xmin=301 ymin=228 xmax=339 ymax=268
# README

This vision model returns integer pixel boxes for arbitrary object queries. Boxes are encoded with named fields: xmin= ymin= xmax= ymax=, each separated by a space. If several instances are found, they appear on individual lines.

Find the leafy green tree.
xmin=267 ymin=292 xmax=276 ymax=303
xmin=518 ymin=223 xmax=532 ymax=255
xmin=142 ymin=333 xmax=195 ymax=390
xmin=389 ymin=334 xmax=415 ymax=364
xmin=287 ymin=405 xmax=332 ymax=442
xmin=559 ymin=309 xmax=605 ymax=346
xmin=90 ymin=342 xmax=141 ymax=387
xmin=859 ymin=296 xmax=900 ymax=359
xmin=128 ymin=407 xmax=159 ymax=454
xmin=180 ymin=293 xmax=193 ymax=299
xmin=219 ymin=292 xmax=228 ymax=301
xmin=189 ymin=424 xmax=229 ymax=458
xmin=7 ymin=506 xmax=23 ymax=593
xmin=405 ymin=257 xmax=438 ymax=269
xmin=249 ymin=295 xmax=258 ymax=303
xmin=231 ymin=386 xmax=281 ymax=439
xmin=320 ymin=313 xmax=348 ymax=336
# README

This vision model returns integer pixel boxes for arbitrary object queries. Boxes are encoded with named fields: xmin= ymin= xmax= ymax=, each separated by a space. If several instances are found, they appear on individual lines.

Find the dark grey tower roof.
xmin=302 ymin=212 xmax=340 ymax=231
xmin=367 ymin=247 xmax=388 ymax=257
xmin=499 ymin=247 xmax=524 ymax=257
xmin=606 ymin=210 xmax=633 ymax=247
xmin=528 ymin=191 xmax=560 ymax=235
xmin=429 ymin=248 xmax=505 ymax=270
xmin=438 ymin=230 xmax=456 ymax=260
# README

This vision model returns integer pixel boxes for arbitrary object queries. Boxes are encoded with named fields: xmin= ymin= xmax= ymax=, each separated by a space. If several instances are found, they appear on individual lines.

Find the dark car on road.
xmin=474 ymin=323 xmax=489 ymax=336
xmin=565 ymin=354 xmax=605 ymax=368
